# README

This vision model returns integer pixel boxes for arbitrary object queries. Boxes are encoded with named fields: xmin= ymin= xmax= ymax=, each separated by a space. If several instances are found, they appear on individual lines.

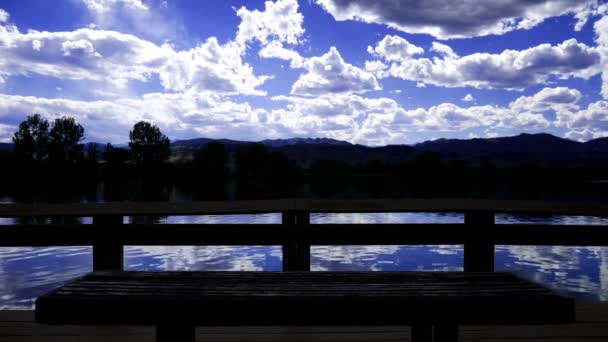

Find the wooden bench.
xmin=35 ymin=271 xmax=575 ymax=342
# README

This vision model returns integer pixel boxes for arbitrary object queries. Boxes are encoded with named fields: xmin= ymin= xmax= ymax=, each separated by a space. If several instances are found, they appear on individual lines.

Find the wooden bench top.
xmin=35 ymin=271 xmax=575 ymax=327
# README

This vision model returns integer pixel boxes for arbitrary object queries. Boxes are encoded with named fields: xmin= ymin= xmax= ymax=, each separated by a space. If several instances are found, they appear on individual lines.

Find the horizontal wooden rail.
xmin=1 ymin=199 xmax=607 ymax=273
xmin=1 ymin=199 xmax=607 ymax=217
xmin=2 ymin=224 xmax=608 ymax=247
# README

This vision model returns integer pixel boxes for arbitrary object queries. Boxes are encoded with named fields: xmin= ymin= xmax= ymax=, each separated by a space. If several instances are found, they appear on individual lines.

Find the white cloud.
xmin=0 ymin=91 xmax=274 ymax=143
xmin=510 ymin=87 xmax=581 ymax=113
xmin=562 ymin=100 xmax=608 ymax=133
xmin=574 ymin=3 xmax=608 ymax=30
xmin=431 ymin=42 xmax=458 ymax=59
xmin=566 ymin=129 xmax=595 ymax=141
xmin=0 ymin=9 xmax=9 ymax=23
xmin=595 ymin=15 xmax=608 ymax=99
xmin=462 ymin=94 xmax=474 ymax=102
xmin=271 ymin=87 xmax=580 ymax=145
xmin=82 ymin=0 xmax=149 ymax=14
xmin=78 ymin=0 xmax=180 ymax=42
xmin=0 ymin=87 xmax=599 ymax=145
xmin=258 ymin=40 xmax=304 ymax=68
xmin=291 ymin=47 xmax=380 ymax=96
xmin=235 ymin=0 xmax=305 ymax=47
xmin=368 ymin=37 xmax=601 ymax=90
xmin=61 ymin=39 xmax=101 ymax=57
xmin=0 ymin=27 xmax=171 ymax=88
xmin=0 ymin=1 xmax=309 ymax=95
xmin=0 ymin=19 xmax=270 ymax=94
xmin=367 ymin=35 xmax=424 ymax=62
xmin=31 ymin=39 xmax=43 ymax=51
xmin=416 ymin=82 xmax=426 ymax=88
xmin=315 ymin=0 xmax=598 ymax=39
xmin=160 ymin=38 xmax=270 ymax=95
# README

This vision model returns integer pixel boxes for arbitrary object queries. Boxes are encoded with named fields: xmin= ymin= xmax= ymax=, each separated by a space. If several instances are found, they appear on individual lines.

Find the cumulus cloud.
xmin=462 ymin=94 xmax=474 ymax=102
xmin=31 ymin=39 xmax=43 ymax=51
xmin=61 ymin=39 xmax=102 ymax=57
xmin=595 ymin=15 xmax=608 ymax=99
xmin=315 ymin=0 xmax=598 ymax=39
xmin=291 ymin=47 xmax=380 ymax=96
xmin=0 ymin=9 xmax=9 ymax=23
xmin=160 ymin=38 xmax=270 ymax=95
xmin=431 ymin=42 xmax=458 ymax=59
xmin=0 ymin=91 xmax=274 ymax=143
xmin=82 ymin=0 xmax=149 ymax=14
xmin=367 ymin=36 xmax=601 ymax=90
xmin=271 ymin=87 xmax=583 ymax=145
xmin=235 ymin=0 xmax=305 ymax=47
xmin=78 ymin=0 xmax=181 ymax=41
xmin=562 ymin=100 xmax=608 ymax=133
xmin=0 ymin=9 xmax=271 ymax=94
xmin=367 ymin=35 xmax=424 ymax=62
xmin=0 ymin=26 xmax=171 ymax=88
xmin=510 ymin=87 xmax=581 ymax=113
xmin=0 ymin=86 xmax=599 ymax=145
xmin=258 ymin=40 xmax=304 ymax=68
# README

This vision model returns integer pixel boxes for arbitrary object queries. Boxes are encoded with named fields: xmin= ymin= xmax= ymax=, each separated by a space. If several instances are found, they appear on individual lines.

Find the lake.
xmin=2 ymin=211 xmax=608 ymax=310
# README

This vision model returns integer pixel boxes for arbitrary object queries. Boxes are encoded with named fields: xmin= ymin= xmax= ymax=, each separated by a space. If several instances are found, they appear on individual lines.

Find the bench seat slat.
xmin=36 ymin=271 xmax=575 ymax=327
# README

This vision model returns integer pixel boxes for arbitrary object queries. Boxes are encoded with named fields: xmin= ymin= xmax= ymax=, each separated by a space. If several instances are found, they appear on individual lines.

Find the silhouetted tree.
xmin=128 ymin=121 xmax=170 ymax=166
xmin=48 ymin=116 xmax=84 ymax=163
xmin=236 ymin=143 xmax=270 ymax=178
xmin=103 ymin=143 xmax=130 ymax=165
xmin=193 ymin=141 xmax=228 ymax=178
xmin=12 ymin=114 xmax=49 ymax=162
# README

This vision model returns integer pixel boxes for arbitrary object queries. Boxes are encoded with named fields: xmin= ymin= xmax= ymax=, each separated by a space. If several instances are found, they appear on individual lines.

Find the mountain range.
xmin=172 ymin=134 xmax=608 ymax=166
xmin=3 ymin=134 xmax=608 ymax=166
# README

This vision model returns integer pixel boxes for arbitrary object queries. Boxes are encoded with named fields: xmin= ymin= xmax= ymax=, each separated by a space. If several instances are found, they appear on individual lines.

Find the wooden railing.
xmin=1 ymin=199 xmax=608 ymax=272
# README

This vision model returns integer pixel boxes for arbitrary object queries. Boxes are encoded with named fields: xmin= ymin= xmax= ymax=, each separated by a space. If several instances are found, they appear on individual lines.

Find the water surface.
xmin=2 ymin=212 xmax=608 ymax=309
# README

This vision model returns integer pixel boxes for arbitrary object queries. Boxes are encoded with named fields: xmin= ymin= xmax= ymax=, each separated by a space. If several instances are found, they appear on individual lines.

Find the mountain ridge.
xmin=3 ymin=133 xmax=608 ymax=165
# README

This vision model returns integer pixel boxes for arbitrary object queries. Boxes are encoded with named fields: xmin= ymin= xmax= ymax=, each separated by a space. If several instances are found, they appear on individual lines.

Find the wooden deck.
xmin=1 ymin=302 xmax=606 ymax=342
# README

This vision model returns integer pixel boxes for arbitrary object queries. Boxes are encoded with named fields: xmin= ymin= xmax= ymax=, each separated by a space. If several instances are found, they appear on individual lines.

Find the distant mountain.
xmin=275 ymin=143 xmax=417 ymax=166
xmin=415 ymin=133 xmax=608 ymax=165
xmin=4 ymin=133 xmax=608 ymax=166
xmin=171 ymin=137 xmax=250 ymax=148
xmin=585 ymin=137 xmax=608 ymax=153
xmin=261 ymin=137 xmax=352 ymax=147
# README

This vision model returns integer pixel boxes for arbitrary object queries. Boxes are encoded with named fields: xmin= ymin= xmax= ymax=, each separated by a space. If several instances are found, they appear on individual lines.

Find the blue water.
xmin=2 ymin=212 xmax=608 ymax=309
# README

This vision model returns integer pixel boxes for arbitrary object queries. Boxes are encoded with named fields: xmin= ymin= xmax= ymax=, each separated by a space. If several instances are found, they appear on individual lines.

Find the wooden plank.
xmin=294 ymin=199 xmax=608 ymax=216
xmin=35 ymin=272 xmax=574 ymax=327
xmin=1 ymin=199 xmax=608 ymax=218
xmin=3 ymin=224 xmax=608 ymax=247
xmin=0 ymin=199 xmax=295 ymax=218
xmin=5 ymin=303 xmax=608 ymax=341
xmin=283 ymin=211 xmax=311 ymax=271
xmin=92 ymin=216 xmax=124 ymax=271
xmin=464 ymin=212 xmax=495 ymax=272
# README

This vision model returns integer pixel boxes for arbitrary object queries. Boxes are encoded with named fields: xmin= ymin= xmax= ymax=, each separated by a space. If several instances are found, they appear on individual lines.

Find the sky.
xmin=0 ymin=0 xmax=607 ymax=145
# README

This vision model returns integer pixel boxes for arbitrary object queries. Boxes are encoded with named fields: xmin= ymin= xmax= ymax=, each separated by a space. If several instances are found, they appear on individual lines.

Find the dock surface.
xmin=1 ymin=301 xmax=607 ymax=342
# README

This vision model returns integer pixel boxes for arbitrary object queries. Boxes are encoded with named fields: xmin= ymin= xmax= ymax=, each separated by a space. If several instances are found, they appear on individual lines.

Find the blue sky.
xmin=0 ymin=0 xmax=607 ymax=145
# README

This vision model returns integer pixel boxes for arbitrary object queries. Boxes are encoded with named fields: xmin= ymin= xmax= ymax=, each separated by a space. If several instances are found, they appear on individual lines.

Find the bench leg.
xmin=411 ymin=324 xmax=433 ymax=342
xmin=156 ymin=325 xmax=195 ymax=342
xmin=434 ymin=323 xmax=458 ymax=342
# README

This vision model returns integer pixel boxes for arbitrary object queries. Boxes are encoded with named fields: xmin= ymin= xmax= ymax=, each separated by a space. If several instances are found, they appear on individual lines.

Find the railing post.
xmin=92 ymin=215 xmax=123 ymax=271
xmin=281 ymin=210 xmax=311 ymax=271
xmin=464 ymin=211 xmax=494 ymax=272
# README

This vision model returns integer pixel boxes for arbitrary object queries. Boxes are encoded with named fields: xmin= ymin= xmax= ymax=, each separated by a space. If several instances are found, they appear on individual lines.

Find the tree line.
xmin=11 ymin=114 xmax=170 ymax=167
xmin=2 ymin=114 xmax=607 ymax=191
